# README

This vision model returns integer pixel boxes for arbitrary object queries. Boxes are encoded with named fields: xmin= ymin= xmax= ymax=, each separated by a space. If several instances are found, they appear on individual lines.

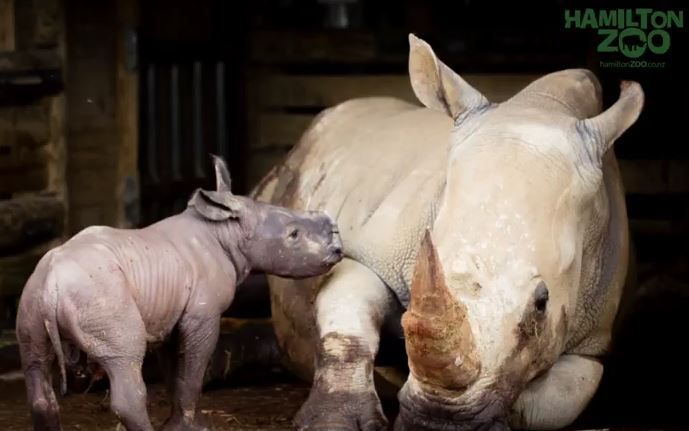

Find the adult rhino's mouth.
xmin=394 ymin=382 xmax=510 ymax=431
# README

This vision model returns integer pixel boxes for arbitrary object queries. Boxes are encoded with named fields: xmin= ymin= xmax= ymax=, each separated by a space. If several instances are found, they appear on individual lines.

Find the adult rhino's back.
xmin=254 ymin=97 xmax=452 ymax=303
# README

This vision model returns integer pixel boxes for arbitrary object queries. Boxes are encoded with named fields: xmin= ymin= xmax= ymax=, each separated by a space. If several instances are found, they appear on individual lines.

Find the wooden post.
xmin=0 ymin=0 xmax=14 ymax=52
xmin=116 ymin=0 xmax=140 ymax=227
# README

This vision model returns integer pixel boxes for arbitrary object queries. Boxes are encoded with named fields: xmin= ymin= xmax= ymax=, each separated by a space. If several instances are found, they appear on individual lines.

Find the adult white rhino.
xmin=252 ymin=34 xmax=644 ymax=430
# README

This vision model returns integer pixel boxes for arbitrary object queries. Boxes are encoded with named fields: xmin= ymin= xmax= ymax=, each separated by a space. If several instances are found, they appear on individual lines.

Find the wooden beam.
xmin=0 ymin=164 xmax=49 ymax=194
xmin=115 ymin=0 xmax=140 ymax=228
xmin=251 ymin=30 xmax=379 ymax=64
xmin=0 ymin=196 xmax=65 ymax=254
xmin=256 ymin=113 xmax=314 ymax=149
xmin=0 ymin=49 xmax=60 ymax=72
xmin=258 ymin=74 xmax=540 ymax=109
xmin=0 ymin=238 xmax=61 ymax=297
xmin=247 ymin=148 xmax=291 ymax=189
xmin=0 ymin=0 xmax=14 ymax=52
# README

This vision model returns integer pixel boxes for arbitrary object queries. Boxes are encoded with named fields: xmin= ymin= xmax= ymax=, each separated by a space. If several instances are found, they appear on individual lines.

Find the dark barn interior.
xmin=1 ymin=0 xmax=688 ymax=429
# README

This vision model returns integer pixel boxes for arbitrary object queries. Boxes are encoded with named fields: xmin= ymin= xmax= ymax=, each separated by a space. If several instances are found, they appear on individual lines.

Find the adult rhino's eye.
xmin=534 ymin=281 xmax=549 ymax=312
xmin=288 ymin=228 xmax=300 ymax=240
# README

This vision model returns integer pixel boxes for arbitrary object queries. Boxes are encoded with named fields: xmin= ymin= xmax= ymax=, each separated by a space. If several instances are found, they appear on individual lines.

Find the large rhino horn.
xmin=402 ymin=230 xmax=481 ymax=390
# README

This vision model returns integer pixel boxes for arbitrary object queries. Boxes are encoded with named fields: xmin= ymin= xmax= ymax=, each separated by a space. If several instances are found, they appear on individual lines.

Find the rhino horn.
xmin=402 ymin=230 xmax=481 ymax=390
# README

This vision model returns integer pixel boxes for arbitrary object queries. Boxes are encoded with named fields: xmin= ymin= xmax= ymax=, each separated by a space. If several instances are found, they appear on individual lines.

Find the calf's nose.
xmin=329 ymin=233 xmax=343 ymax=256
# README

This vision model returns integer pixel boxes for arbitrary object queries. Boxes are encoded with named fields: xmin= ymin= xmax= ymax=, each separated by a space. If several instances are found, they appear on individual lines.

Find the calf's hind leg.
xmin=17 ymin=333 xmax=61 ymax=431
xmin=294 ymin=259 xmax=396 ymax=431
xmin=62 ymin=300 xmax=153 ymax=431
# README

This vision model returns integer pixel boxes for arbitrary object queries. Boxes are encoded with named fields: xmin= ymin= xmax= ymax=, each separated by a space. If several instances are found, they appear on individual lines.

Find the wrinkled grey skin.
xmin=15 ymin=155 xmax=343 ymax=431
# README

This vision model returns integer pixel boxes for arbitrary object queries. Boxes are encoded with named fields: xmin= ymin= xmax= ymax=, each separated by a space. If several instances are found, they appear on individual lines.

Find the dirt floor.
xmin=0 ymin=377 xmax=311 ymax=430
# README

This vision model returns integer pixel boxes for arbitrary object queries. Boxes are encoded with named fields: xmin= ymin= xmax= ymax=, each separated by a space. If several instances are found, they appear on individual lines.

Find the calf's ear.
xmin=211 ymin=154 xmax=232 ymax=192
xmin=188 ymin=189 xmax=243 ymax=221
xmin=408 ymin=34 xmax=489 ymax=120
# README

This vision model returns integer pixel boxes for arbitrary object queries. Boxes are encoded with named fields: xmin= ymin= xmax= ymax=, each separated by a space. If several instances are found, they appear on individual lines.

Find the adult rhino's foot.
xmin=294 ymin=385 xmax=387 ymax=431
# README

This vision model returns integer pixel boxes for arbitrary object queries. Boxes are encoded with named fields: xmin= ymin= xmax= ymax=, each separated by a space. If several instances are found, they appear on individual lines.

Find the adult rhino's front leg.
xmin=508 ymin=354 xmax=604 ymax=430
xmin=294 ymin=258 xmax=397 ymax=431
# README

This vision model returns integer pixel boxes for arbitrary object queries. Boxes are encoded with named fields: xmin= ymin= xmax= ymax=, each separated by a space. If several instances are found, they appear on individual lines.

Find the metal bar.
xmin=216 ymin=61 xmax=228 ymax=162
xmin=192 ymin=61 xmax=205 ymax=178
xmin=146 ymin=64 xmax=159 ymax=183
xmin=170 ymin=63 xmax=181 ymax=180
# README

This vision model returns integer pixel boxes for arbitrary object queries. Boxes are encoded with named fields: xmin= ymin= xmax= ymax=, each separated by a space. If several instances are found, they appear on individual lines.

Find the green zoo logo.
xmin=565 ymin=9 xmax=684 ymax=58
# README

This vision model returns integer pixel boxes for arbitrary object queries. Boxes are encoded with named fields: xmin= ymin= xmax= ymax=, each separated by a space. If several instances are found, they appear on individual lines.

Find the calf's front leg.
xmin=294 ymin=259 xmax=396 ymax=431
xmin=162 ymin=312 xmax=220 ymax=431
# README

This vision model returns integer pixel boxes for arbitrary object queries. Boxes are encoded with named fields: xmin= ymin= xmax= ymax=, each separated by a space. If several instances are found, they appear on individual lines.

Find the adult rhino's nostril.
xmin=534 ymin=281 xmax=549 ymax=312
xmin=332 ymin=246 xmax=343 ymax=256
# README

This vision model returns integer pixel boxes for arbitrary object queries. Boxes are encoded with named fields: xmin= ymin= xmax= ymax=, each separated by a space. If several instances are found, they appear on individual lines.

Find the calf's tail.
xmin=42 ymin=270 xmax=67 ymax=396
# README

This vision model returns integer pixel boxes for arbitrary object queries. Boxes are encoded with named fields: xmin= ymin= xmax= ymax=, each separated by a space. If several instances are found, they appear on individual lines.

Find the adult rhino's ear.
xmin=211 ymin=154 xmax=232 ymax=192
xmin=408 ymin=33 xmax=489 ymax=120
xmin=578 ymin=81 xmax=644 ymax=159
xmin=188 ymin=189 xmax=243 ymax=221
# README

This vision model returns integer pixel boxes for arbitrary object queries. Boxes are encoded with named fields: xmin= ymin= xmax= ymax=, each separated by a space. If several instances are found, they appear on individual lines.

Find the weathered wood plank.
xmin=258 ymin=74 xmax=539 ymax=108
xmin=0 ymin=195 xmax=65 ymax=254
xmin=0 ymin=164 xmax=48 ymax=194
xmin=13 ymin=0 xmax=59 ymax=50
xmin=0 ymin=144 xmax=52 ymax=171
xmin=0 ymin=49 xmax=60 ymax=72
xmin=115 ymin=0 xmax=140 ymax=228
xmin=0 ymin=102 xmax=51 ymax=153
xmin=247 ymin=148 xmax=290 ymax=189
xmin=0 ymin=0 xmax=14 ymax=52
xmin=256 ymin=113 xmax=314 ymax=149
xmin=251 ymin=30 xmax=379 ymax=64
xmin=0 ymin=238 xmax=60 ymax=297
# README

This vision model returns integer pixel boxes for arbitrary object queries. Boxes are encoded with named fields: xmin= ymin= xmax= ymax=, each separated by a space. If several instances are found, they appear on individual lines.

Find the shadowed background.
xmin=0 ymin=0 xmax=687 ymax=429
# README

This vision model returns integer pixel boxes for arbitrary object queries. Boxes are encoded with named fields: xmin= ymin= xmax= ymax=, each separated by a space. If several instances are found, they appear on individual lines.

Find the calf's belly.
xmin=134 ymin=286 xmax=189 ymax=343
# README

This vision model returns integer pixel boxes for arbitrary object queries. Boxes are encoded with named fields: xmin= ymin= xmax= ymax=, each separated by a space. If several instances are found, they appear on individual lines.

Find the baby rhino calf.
xmin=16 ymin=156 xmax=343 ymax=431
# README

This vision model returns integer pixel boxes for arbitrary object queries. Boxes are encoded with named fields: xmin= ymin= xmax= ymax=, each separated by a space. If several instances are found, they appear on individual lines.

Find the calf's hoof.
xmin=294 ymin=388 xmax=388 ymax=431
xmin=161 ymin=412 xmax=211 ymax=431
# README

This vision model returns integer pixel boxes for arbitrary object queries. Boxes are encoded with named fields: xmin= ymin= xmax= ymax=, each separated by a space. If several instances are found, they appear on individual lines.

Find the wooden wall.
xmin=0 ymin=0 xmax=139 ymax=329
xmin=64 ymin=0 xmax=139 ymax=232
xmin=0 ymin=0 xmax=66 ymax=324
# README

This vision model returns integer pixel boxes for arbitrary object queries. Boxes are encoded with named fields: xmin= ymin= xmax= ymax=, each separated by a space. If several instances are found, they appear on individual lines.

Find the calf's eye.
xmin=288 ymin=228 xmax=300 ymax=240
